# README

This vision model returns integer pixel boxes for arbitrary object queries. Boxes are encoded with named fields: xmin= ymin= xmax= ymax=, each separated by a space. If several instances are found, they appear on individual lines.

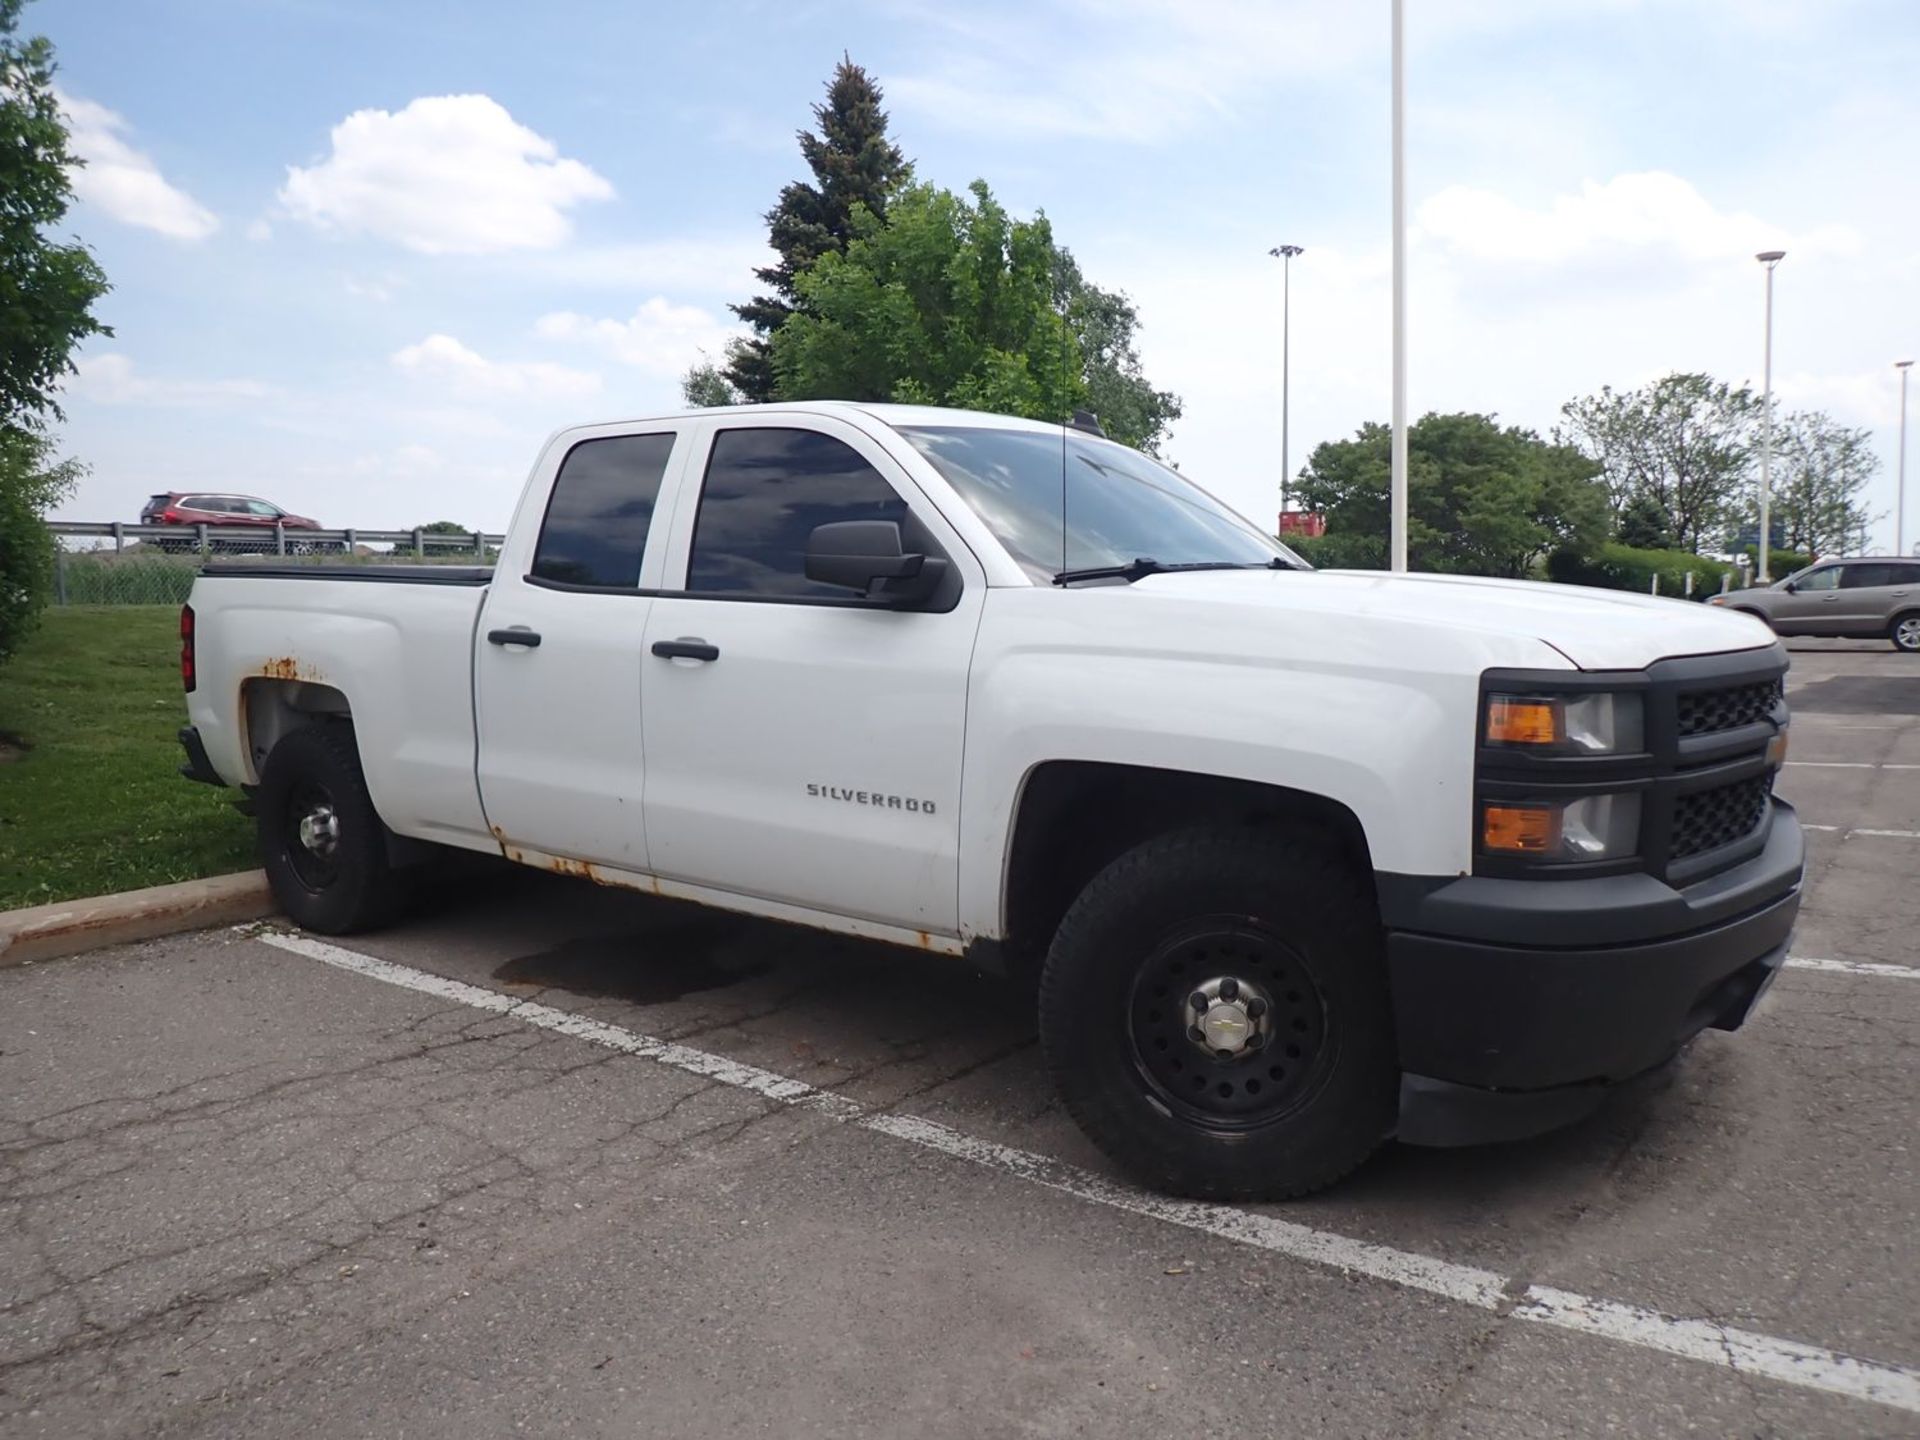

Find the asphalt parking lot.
xmin=3 ymin=640 xmax=1916 ymax=1438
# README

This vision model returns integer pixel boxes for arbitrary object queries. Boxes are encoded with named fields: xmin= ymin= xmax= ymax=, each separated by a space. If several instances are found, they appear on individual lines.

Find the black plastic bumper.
xmin=177 ymin=726 xmax=226 ymax=787
xmin=1386 ymin=801 xmax=1802 ymax=1146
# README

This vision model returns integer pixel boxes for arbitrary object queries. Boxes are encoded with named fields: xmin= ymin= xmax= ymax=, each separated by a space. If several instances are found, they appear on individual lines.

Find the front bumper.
xmin=1384 ymin=799 xmax=1802 ymax=1146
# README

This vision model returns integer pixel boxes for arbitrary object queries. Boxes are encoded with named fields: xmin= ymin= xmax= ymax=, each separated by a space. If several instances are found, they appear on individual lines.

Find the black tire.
xmin=256 ymin=724 xmax=407 ymax=934
xmin=1890 ymin=611 xmax=1920 ymax=654
xmin=1039 ymin=826 xmax=1397 ymax=1201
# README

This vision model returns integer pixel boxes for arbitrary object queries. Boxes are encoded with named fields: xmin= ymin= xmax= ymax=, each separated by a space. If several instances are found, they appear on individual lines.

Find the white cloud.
xmin=279 ymin=95 xmax=613 ymax=254
xmin=343 ymin=273 xmax=400 ymax=303
xmin=527 ymin=237 xmax=773 ymax=297
xmin=70 ymin=353 xmax=272 ymax=405
xmin=534 ymin=298 xmax=740 ymax=377
xmin=1418 ymin=172 xmax=1859 ymax=270
xmin=59 ymin=93 xmax=218 ymax=240
xmin=390 ymin=334 xmax=602 ymax=400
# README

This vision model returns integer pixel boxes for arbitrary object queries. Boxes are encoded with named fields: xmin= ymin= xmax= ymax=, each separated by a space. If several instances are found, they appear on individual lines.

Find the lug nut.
xmin=1219 ymin=977 xmax=1239 ymax=1001
xmin=1215 ymin=1048 xmax=1236 ymax=1061
xmin=1188 ymin=991 xmax=1209 ymax=1013
xmin=1246 ymin=997 xmax=1267 ymax=1019
xmin=1188 ymin=1025 xmax=1206 ymax=1044
xmin=1247 ymin=1032 xmax=1267 ymax=1050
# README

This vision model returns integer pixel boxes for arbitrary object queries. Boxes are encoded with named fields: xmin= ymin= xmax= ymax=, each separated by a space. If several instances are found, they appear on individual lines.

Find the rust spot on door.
xmin=258 ymin=656 xmax=320 ymax=682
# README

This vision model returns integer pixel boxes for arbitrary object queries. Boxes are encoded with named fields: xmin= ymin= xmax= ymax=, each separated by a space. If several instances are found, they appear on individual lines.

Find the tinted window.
xmin=1893 ymin=563 xmax=1920 ymax=586
xmin=1835 ymin=560 xmax=1896 ymax=587
xmin=688 ymin=428 xmax=909 ymax=598
xmin=898 ymin=425 xmax=1296 ymax=581
xmin=530 ymin=433 xmax=676 ymax=588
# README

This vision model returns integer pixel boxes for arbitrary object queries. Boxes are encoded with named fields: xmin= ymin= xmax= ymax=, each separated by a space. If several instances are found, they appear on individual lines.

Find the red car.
xmin=141 ymin=492 xmax=332 ymax=553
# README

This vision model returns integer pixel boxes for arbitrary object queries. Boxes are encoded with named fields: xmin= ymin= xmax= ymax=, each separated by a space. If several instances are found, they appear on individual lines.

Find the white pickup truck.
xmin=180 ymin=402 xmax=1803 ymax=1198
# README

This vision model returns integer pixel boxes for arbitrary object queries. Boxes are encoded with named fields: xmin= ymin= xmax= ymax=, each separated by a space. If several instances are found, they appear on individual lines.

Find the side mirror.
xmin=1780 ymin=580 xmax=1797 ymax=593
xmin=804 ymin=521 xmax=945 ymax=603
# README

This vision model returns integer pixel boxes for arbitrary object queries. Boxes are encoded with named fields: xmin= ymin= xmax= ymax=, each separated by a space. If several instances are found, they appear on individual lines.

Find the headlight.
xmin=1484 ymin=692 xmax=1645 ymax=754
xmin=1481 ymin=793 xmax=1642 ymax=862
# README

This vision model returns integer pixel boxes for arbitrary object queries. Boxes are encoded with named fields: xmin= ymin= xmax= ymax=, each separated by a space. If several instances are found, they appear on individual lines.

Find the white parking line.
xmin=1801 ymin=825 xmax=1920 ymax=839
xmin=1785 ymin=761 xmax=1920 ymax=770
xmin=1787 ymin=957 xmax=1918 ymax=979
xmin=256 ymin=929 xmax=1920 ymax=1417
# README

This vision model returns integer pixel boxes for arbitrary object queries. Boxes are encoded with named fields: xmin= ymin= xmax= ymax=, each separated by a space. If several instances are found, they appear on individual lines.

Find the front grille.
xmin=1677 ymin=678 xmax=1783 ymax=738
xmin=1671 ymin=774 xmax=1772 ymax=859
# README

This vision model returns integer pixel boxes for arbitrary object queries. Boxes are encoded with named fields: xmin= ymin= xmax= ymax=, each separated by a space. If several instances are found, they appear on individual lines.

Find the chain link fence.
xmin=51 ymin=524 xmax=502 ymax=607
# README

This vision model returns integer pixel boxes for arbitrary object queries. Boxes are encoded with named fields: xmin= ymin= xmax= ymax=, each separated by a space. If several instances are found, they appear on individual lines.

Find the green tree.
xmin=1769 ymin=409 xmax=1877 ymax=556
xmin=1 ymin=0 xmax=111 ymax=662
xmin=680 ymin=356 xmax=742 ymax=408
xmin=726 ymin=57 xmax=909 ymax=402
xmin=1294 ymin=413 xmax=1607 ymax=577
xmin=1557 ymin=373 xmax=1756 ymax=552
xmin=1051 ymin=248 xmax=1181 ymax=453
xmin=1615 ymin=493 xmax=1674 ymax=549
xmin=771 ymin=180 xmax=1085 ymax=423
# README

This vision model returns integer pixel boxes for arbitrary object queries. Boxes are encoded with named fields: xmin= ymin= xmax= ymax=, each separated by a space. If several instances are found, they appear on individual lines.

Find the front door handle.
xmin=488 ymin=628 xmax=542 ymax=647
xmin=651 ymin=638 xmax=719 ymax=662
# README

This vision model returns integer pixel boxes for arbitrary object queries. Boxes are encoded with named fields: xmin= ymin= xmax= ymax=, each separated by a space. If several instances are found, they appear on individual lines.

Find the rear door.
xmin=637 ymin=416 xmax=984 ymax=934
xmin=1836 ymin=563 xmax=1895 ymax=634
xmin=473 ymin=426 xmax=687 ymax=872
xmin=1769 ymin=563 xmax=1843 ymax=633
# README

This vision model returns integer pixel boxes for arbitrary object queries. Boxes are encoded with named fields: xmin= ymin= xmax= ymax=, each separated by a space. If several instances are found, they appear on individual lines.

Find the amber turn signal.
xmin=1482 ymin=803 xmax=1561 ymax=854
xmin=1485 ymin=697 xmax=1562 ymax=746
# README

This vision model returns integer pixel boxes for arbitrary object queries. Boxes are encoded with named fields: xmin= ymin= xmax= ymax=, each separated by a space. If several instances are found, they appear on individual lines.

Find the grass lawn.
xmin=0 ymin=606 xmax=256 ymax=910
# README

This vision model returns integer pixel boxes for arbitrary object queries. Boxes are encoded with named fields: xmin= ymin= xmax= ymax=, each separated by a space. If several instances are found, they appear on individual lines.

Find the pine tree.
xmin=726 ymin=56 xmax=908 ymax=401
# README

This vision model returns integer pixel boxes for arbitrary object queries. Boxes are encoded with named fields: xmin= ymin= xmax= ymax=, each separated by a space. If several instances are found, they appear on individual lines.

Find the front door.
xmin=1768 ymin=563 xmax=1843 ymax=634
xmin=639 ymin=419 xmax=983 ymax=935
xmin=475 ymin=428 xmax=682 ymax=871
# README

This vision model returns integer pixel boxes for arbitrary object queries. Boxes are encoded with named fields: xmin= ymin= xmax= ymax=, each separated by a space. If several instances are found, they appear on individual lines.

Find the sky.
xmin=38 ymin=0 xmax=1920 ymax=551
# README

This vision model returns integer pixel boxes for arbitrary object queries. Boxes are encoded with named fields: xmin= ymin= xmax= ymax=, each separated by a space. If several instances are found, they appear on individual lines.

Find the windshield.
xmin=897 ymin=425 xmax=1304 ymax=581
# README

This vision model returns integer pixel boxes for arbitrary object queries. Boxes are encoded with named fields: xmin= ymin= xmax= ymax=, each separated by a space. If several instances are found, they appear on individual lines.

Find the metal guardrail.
xmin=51 ymin=521 xmax=506 ymax=557
xmin=48 ymin=522 xmax=506 ymax=606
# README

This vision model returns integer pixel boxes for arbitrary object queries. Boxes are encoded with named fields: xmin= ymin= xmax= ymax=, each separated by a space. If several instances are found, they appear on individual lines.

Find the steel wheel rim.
xmin=285 ymin=780 xmax=341 ymax=890
xmin=1125 ymin=919 xmax=1331 ymax=1131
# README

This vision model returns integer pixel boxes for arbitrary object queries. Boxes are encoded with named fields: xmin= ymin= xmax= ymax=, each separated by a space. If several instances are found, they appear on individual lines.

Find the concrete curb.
xmin=0 ymin=871 xmax=278 ymax=968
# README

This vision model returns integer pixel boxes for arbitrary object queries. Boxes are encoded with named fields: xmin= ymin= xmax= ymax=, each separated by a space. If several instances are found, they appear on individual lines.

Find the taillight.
xmin=162 ymin=509 xmax=184 ymax=524
xmin=180 ymin=604 xmax=196 ymax=692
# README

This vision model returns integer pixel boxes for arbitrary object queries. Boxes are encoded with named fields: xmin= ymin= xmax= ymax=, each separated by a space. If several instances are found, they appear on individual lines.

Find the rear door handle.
xmin=651 ymin=638 xmax=719 ymax=662
xmin=488 ymin=628 xmax=542 ymax=648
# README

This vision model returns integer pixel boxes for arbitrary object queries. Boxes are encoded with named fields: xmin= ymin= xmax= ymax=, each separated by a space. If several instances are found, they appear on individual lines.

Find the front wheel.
xmin=256 ymin=724 xmax=406 ymax=933
xmin=1891 ymin=611 xmax=1920 ymax=653
xmin=1039 ymin=826 xmax=1397 ymax=1200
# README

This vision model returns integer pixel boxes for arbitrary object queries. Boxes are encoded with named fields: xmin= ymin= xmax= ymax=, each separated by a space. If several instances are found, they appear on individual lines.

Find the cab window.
xmin=686 ymin=427 xmax=911 ymax=599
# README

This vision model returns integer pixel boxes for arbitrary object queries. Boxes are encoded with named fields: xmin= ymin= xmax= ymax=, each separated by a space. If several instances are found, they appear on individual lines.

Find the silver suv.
xmin=1710 ymin=556 xmax=1920 ymax=652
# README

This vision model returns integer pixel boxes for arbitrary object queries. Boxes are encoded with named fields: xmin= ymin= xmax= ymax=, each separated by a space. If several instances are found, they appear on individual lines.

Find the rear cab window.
xmin=529 ymin=433 xmax=677 ymax=589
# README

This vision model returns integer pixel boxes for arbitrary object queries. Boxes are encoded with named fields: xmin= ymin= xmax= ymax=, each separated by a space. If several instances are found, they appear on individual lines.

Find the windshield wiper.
xmin=1052 ymin=557 xmax=1298 ymax=585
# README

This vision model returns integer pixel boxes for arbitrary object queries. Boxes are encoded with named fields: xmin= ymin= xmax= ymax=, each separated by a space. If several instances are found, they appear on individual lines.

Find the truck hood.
xmin=1132 ymin=568 xmax=1777 ymax=671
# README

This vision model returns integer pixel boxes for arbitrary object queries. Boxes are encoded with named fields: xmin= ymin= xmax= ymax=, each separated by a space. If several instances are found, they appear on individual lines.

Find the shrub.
xmin=1734 ymin=545 xmax=1813 ymax=577
xmin=1548 ymin=543 xmax=1736 ymax=600
xmin=0 ymin=429 xmax=79 ymax=664
xmin=1285 ymin=531 xmax=1387 ymax=570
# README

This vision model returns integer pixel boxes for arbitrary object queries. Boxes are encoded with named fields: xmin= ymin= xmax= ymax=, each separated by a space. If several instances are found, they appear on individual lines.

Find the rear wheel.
xmin=1038 ymin=826 xmax=1397 ymax=1200
xmin=1891 ymin=611 xmax=1920 ymax=653
xmin=257 ymin=724 xmax=407 ymax=933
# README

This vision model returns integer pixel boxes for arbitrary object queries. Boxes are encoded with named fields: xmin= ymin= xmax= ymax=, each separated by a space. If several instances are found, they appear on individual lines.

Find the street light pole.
xmin=1755 ymin=250 xmax=1785 ymax=582
xmin=1898 ymin=360 xmax=1914 ymax=557
xmin=1390 ymin=0 xmax=1408 ymax=572
xmin=1269 ymin=245 xmax=1304 ymax=524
